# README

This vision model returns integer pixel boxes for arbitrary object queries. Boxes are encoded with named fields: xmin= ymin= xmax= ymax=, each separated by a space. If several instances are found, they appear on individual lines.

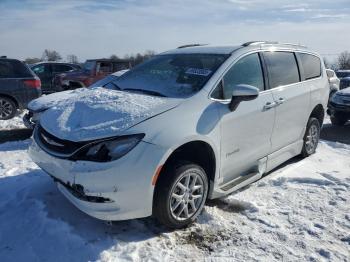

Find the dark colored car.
xmin=0 ymin=58 xmax=41 ymax=120
xmin=30 ymin=62 xmax=81 ymax=94
xmin=335 ymin=70 xmax=350 ymax=90
xmin=328 ymin=87 xmax=350 ymax=126
xmin=53 ymin=59 xmax=131 ymax=90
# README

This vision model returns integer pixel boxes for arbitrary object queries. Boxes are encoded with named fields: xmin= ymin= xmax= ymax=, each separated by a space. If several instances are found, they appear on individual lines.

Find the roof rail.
xmin=242 ymin=41 xmax=307 ymax=49
xmin=177 ymin=44 xmax=207 ymax=49
xmin=275 ymin=42 xmax=308 ymax=49
xmin=242 ymin=41 xmax=278 ymax=47
xmin=0 ymin=56 xmax=7 ymax=58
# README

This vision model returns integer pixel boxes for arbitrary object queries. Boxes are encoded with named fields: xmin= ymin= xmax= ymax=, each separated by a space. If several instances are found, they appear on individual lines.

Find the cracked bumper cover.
xmin=29 ymin=138 xmax=167 ymax=221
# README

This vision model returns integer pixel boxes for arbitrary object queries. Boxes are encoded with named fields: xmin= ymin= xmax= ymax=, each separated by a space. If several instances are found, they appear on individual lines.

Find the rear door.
xmin=32 ymin=63 xmax=52 ymax=93
xmin=263 ymin=51 xmax=310 ymax=152
xmin=52 ymin=64 xmax=76 ymax=92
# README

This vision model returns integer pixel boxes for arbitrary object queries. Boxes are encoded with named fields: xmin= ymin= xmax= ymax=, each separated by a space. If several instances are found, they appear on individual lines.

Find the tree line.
xmin=24 ymin=49 xmax=157 ymax=66
xmin=24 ymin=49 xmax=350 ymax=70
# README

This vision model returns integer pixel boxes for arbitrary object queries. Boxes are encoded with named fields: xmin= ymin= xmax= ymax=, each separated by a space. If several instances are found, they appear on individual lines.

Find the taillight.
xmin=23 ymin=78 xmax=41 ymax=89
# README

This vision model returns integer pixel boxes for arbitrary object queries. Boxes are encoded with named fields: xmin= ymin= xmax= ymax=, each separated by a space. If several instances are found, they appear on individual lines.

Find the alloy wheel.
xmin=0 ymin=98 xmax=14 ymax=119
xmin=305 ymin=124 xmax=319 ymax=154
xmin=170 ymin=171 xmax=205 ymax=221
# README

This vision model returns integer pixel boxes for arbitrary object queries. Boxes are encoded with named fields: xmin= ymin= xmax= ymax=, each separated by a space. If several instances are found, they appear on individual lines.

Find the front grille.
xmin=35 ymin=125 xmax=86 ymax=156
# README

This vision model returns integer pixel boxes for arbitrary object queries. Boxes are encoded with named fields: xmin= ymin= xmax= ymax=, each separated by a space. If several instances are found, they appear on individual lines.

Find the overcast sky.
xmin=1 ymin=0 xmax=349 ymax=62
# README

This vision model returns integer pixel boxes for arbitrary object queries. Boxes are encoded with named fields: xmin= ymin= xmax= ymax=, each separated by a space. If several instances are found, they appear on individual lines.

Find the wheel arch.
xmin=154 ymin=140 xmax=218 ymax=194
xmin=309 ymin=104 xmax=325 ymax=126
xmin=0 ymin=93 xmax=19 ymax=108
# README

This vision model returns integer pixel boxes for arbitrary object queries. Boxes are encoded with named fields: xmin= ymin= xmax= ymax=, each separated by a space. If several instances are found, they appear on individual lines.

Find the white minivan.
xmin=29 ymin=41 xmax=329 ymax=228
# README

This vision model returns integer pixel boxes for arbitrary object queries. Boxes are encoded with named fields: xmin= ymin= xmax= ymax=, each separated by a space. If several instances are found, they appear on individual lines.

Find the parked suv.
xmin=30 ymin=62 xmax=81 ymax=94
xmin=0 ymin=57 xmax=41 ymax=120
xmin=29 ymin=42 xmax=328 ymax=228
xmin=53 ymin=59 xmax=130 ymax=90
xmin=328 ymin=87 xmax=350 ymax=125
xmin=336 ymin=70 xmax=350 ymax=90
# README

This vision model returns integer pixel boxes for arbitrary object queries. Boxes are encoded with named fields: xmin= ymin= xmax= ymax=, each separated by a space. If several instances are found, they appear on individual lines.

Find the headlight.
xmin=72 ymin=134 xmax=145 ymax=162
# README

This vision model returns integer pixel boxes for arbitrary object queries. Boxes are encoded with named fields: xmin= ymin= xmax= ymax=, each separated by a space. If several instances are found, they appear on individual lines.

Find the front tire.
xmin=153 ymin=162 xmax=208 ymax=229
xmin=0 ymin=97 xmax=17 ymax=120
xmin=301 ymin=117 xmax=320 ymax=157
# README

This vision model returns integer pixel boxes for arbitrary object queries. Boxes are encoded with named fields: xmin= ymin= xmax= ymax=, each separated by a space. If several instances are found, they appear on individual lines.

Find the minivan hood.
xmin=38 ymin=87 xmax=181 ymax=142
xmin=28 ymin=88 xmax=86 ymax=112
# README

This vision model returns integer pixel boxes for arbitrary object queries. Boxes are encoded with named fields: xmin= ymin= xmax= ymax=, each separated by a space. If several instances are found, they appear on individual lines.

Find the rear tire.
xmin=330 ymin=116 xmax=347 ymax=126
xmin=301 ymin=117 xmax=320 ymax=157
xmin=0 ymin=96 xmax=17 ymax=120
xmin=153 ymin=162 xmax=208 ymax=229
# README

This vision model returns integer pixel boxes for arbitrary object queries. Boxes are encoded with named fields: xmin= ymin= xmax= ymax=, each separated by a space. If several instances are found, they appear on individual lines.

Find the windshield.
xmin=336 ymin=71 xmax=350 ymax=78
xmin=112 ymin=54 xmax=229 ymax=98
xmin=83 ymin=61 xmax=95 ymax=71
xmin=89 ymin=75 xmax=118 ymax=88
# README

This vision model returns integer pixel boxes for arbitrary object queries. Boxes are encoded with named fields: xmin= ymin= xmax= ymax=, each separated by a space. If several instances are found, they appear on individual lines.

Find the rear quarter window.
xmin=263 ymin=52 xmax=300 ymax=89
xmin=299 ymin=53 xmax=321 ymax=80
xmin=0 ymin=60 xmax=32 ymax=78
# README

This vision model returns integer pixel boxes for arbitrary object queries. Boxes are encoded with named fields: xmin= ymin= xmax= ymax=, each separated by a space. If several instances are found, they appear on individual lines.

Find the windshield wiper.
xmin=109 ymin=82 xmax=121 ymax=90
xmin=123 ymin=88 xmax=167 ymax=97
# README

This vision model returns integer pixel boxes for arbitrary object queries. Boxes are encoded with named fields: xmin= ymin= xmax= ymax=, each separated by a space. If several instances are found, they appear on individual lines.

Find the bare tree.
xmin=123 ymin=50 xmax=156 ymax=66
xmin=337 ymin=51 xmax=350 ymax=70
xmin=42 ymin=49 xmax=62 ymax=61
xmin=110 ymin=54 xmax=120 ymax=60
xmin=24 ymin=57 xmax=41 ymax=64
xmin=67 ymin=54 xmax=79 ymax=64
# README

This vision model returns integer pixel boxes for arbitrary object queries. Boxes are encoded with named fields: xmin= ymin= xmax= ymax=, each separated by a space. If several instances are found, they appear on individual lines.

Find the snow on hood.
xmin=337 ymin=87 xmax=350 ymax=96
xmin=28 ymin=88 xmax=88 ymax=112
xmin=38 ymin=87 xmax=181 ymax=142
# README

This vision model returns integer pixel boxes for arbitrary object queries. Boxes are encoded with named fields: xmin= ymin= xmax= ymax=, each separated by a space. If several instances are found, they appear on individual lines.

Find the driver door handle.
xmin=276 ymin=97 xmax=285 ymax=105
xmin=263 ymin=101 xmax=277 ymax=110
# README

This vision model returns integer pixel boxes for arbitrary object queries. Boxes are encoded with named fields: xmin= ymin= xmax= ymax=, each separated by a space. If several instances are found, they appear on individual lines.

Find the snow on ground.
xmin=0 ymin=139 xmax=349 ymax=262
xmin=0 ymin=111 xmax=26 ymax=130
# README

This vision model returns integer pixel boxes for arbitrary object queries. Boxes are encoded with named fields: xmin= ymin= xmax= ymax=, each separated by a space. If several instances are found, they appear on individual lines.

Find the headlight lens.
xmin=73 ymin=134 xmax=144 ymax=162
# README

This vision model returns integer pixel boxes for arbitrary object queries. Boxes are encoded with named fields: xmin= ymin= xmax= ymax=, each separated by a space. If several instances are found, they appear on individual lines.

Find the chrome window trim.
xmin=208 ymin=48 xmax=324 ymax=102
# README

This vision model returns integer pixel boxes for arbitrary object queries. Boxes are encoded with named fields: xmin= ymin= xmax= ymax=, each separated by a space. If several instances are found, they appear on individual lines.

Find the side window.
xmin=0 ymin=60 xmax=31 ymax=78
xmin=212 ymin=53 xmax=264 ymax=100
xmin=0 ymin=61 xmax=13 ymax=78
xmin=97 ymin=62 xmax=112 ymax=73
xmin=53 ymin=64 xmax=74 ymax=73
xmin=299 ymin=53 xmax=321 ymax=80
xmin=264 ymin=52 xmax=300 ymax=88
xmin=32 ymin=64 xmax=46 ymax=74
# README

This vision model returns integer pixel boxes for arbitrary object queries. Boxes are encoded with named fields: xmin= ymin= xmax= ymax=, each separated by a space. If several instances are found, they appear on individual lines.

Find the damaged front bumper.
xmin=29 ymin=137 xmax=167 ymax=221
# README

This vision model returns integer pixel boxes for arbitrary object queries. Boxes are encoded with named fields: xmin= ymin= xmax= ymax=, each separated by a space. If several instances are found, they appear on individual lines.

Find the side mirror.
xmin=229 ymin=84 xmax=259 ymax=111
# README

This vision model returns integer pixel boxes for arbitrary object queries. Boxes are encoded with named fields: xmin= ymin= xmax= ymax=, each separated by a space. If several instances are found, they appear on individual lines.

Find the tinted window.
xmin=264 ymin=52 xmax=300 ymax=88
xmin=299 ymin=53 xmax=321 ymax=80
xmin=114 ymin=54 xmax=228 ymax=98
xmin=32 ymin=64 xmax=49 ymax=75
xmin=112 ymin=62 xmax=129 ymax=72
xmin=212 ymin=53 xmax=264 ymax=100
xmin=53 ymin=64 xmax=74 ymax=73
xmin=97 ymin=62 xmax=112 ymax=73
xmin=0 ymin=60 xmax=32 ymax=78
